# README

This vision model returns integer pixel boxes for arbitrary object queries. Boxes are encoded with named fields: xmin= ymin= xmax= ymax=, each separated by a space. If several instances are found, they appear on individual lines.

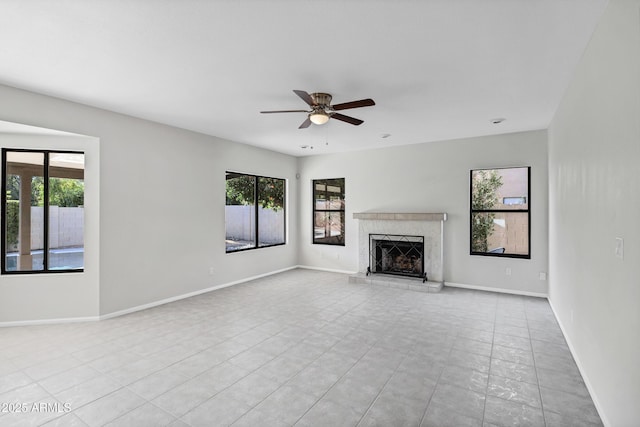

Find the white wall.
xmin=0 ymin=84 xmax=298 ymax=320
xmin=548 ymin=0 xmax=640 ymax=425
xmin=298 ymin=130 xmax=549 ymax=295
xmin=0 ymin=133 xmax=100 ymax=322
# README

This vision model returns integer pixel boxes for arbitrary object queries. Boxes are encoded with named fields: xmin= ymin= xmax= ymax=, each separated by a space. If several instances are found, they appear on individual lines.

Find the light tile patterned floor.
xmin=0 ymin=269 xmax=603 ymax=426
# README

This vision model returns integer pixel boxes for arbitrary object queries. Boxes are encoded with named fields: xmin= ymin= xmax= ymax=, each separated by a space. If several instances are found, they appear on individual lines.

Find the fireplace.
xmin=368 ymin=234 xmax=427 ymax=281
xmin=353 ymin=212 xmax=446 ymax=291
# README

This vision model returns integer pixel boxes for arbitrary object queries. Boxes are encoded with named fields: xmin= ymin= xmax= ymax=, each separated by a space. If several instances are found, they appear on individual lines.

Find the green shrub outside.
xmin=6 ymin=199 xmax=19 ymax=249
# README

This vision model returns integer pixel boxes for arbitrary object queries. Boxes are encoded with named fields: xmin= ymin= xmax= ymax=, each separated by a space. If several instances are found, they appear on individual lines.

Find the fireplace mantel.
xmin=353 ymin=212 xmax=447 ymax=221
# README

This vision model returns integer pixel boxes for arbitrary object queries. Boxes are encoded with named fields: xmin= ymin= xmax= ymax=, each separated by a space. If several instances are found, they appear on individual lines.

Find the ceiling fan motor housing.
xmin=310 ymin=93 xmax=332 ymax=109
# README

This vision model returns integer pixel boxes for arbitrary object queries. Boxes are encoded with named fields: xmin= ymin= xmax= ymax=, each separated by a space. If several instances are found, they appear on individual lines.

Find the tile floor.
xmin=0 ymin=269 xmax=603 ymax=426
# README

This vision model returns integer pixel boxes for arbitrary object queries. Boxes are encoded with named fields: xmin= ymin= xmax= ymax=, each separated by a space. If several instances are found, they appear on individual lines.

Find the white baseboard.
xmin=548 ymin=301 xmax=610 ymax=427
xmin=3 ymin=270 xmax=549 ymax=327
xmin=0 ymin=266 xmax=298 ymax=327
xmin=296 ymin=265 xmax=358 ymax=275
xmin=0 ymin=315 xmax=99 ymax=328
xmin=444 ymin=281 xmax=548 ymax=298
xmin=100 ymin=265 xmax=298 ymax=320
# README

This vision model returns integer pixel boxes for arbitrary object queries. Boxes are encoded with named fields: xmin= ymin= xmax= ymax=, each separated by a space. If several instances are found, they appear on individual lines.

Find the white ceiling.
xmin=0 ymin=0 xmax=608 ymax=156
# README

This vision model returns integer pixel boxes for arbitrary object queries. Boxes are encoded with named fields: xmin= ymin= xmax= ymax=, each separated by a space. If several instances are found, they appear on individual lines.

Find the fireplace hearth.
xmin=368 ymin=234 xmax=427 ymax=281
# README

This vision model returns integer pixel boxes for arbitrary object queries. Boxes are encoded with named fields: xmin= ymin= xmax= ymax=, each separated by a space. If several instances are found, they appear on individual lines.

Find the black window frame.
xmin=470 ymin=166 xmax=531 ymax=259
xmin=1 ymin=148 xmax=85 ymax=274
xmin=312 ymin=178 xmax=346 ymax=246
xmin=225 ymin=171 xmax=286 ymax=253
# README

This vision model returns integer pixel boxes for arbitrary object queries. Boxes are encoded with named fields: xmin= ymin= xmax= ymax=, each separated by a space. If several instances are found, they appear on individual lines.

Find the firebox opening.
xmin=369 ymin=234 xmax=425 ymax=279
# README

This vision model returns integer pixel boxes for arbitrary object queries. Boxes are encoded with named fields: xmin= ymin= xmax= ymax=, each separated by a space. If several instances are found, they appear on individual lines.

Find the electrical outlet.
xmin=505 ymin=267 xmax=512 ymax=276
xmin=615 ymin=237 xmax=624 ymax=259
xmin=539 ymin=272 xmax=547 ymax=281
xmin=209 ymin=267 xmax=215 ymax=275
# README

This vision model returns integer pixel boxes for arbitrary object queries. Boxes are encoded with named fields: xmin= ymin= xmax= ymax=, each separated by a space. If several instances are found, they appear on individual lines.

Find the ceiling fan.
xmin=260 ymin=90 xmax=375 ymax=129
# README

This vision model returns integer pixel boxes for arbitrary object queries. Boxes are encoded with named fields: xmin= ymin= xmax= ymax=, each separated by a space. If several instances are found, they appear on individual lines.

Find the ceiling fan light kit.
xmin=261 ymin=90 xmax=375 ymax=129
xmin=309 ymin=111 xmax=330 ymax=125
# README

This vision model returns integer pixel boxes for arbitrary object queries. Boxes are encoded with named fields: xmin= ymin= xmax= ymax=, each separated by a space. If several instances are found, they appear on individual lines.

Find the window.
xmin=313 ymin=178 xmax=345 ymax=245
xmin=225 ymin=172 xmax=285 ymax=252
xmin=2 ymin=149 xmax=85 ymax=273
xmin=470 ymin=167 xmax=530 ymax=258
xmin=503 ymin=197 xmax=526 ymax=205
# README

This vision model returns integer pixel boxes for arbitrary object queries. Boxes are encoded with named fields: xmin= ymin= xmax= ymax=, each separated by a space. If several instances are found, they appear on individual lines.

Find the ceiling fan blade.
xmin=298 ymin=117 xmax=312 ymax=129
xmin=332 ymin=98 xmax=375 ymax=111
xmin=260 ymin=109 xmax=308 ymax=114
xmin=331 ymin=113 xmax=363 ymax=126
xmin=293 ymin=90 xmax=315 ymax=106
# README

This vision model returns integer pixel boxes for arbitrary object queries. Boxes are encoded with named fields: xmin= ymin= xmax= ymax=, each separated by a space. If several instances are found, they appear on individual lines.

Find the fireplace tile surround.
xmin=351 ymin=212 xmax=447 ymax=292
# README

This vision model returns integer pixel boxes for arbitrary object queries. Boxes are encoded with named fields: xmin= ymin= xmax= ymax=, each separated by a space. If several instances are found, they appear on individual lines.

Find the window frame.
xmin=469 ymin=166 xmax=531 ymax=259
xmin=1 ymin=148 xmax=85 ymax=274
xmin=225 ymin=171 xmax=286 ymax=254
xmin=312 ymin=178 xmax=346 ymax=246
